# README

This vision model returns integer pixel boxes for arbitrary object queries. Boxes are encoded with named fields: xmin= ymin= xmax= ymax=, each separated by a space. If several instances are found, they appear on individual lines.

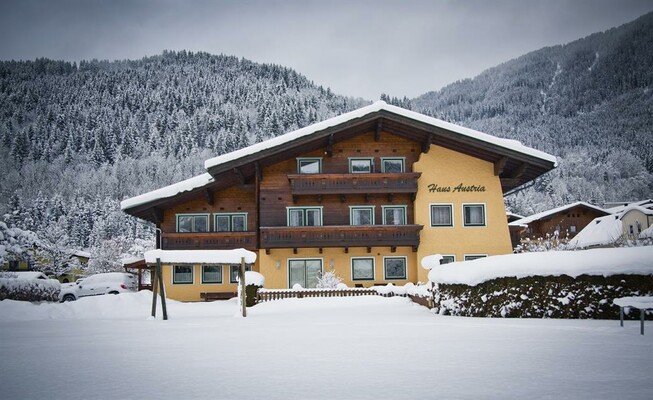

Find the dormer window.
xmin=297 ymin=158 xmax=322 ymax=174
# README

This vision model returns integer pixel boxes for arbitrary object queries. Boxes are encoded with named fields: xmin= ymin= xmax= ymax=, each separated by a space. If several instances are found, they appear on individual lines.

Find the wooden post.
xmin=239 ymin=257 xmax=246 ymax=317
xmin=151 ymin=265 xmax=158 ymax=318
xmin=641 ymin=309 xmax=645 ymax=335
xmin=620 ymin=307 xmax=624 ymax=327
xmin=157 ymin=258 xmax=168 ymax=320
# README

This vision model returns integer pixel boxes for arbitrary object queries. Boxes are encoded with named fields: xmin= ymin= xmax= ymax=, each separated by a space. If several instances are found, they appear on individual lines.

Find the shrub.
xmin=0 ymin=276 xmax=61 ymax=302
xmin=432 ymin=274 xmax=653 ymax=319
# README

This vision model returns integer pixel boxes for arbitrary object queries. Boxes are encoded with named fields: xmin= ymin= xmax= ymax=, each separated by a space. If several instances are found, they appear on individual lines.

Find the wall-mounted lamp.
xmin=329 ymin=259 xmax=335 ymax=269
xmin=275 ymin=260 xmax=281 ymax=270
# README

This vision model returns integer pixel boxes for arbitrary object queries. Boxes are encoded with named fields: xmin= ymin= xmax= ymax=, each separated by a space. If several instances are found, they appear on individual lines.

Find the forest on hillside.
xmin=0 ymin=51 xmax=366 ymax=271
xmin=411 ymin=12 xmax=653 ymax=214
xmin=1 ymin=13 xmax=652 ymax=271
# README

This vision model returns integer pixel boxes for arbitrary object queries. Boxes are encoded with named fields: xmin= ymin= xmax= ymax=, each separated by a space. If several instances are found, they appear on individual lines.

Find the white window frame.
xmin=380 ymin=157 xmax=405 ymax=173
xmin=462 ymin=203 xmax=487 ymax=227
xmin=229 ymin=264 xmax=253 ymax=284
xmin=172 ymin=265 xmax=194 ymax=285
xmin=350 ymin=206 xmax=375 ymax=226
xmin=348 ymin=157 xmax=374 ymax=174
xmin=297 ymin=157 xmax=322 ymax=174
xmin=383 ymin=256 xmax=407 ymax=280
xmin=176 ymin=213 xmax=210 ymax=233
xmin=382 ymin=205 xmax=407 ymax=225
xmin=430 ymin=203 xmax=454 ymax=227
xmin=287 ymin=258 xmax=323 ymax=288
xmin=464 ymin=254 xmax=487 ymax=261
xmin=214 ymin=212 xmax=248 ymax=232
xmin=351 ymin=257 xmax=375 ymax=281
xmin=286 ymin=206 xmax=323 ymax=227
xmin=201 ymin=265 xmax=223 ymax=284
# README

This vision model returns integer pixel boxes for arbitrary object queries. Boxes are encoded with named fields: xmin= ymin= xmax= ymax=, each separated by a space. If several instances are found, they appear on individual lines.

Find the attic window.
xmin=297 ymin=158 xmax=322 ymax=174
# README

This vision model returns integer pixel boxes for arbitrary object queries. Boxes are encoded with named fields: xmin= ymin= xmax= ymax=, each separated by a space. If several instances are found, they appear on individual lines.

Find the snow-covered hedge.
xmin=432 ymin=274 xmax=653 ymax=319
xmin=0 ymin=275 xmax=61 ymax=302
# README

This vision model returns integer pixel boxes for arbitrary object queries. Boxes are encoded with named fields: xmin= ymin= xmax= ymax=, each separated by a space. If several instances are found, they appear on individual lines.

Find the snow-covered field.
xmin=0 ymin=293 xmax=651 ymax=400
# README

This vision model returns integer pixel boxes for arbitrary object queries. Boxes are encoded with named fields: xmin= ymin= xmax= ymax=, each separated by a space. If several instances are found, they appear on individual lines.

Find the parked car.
xmin=59 ymin=272 xmax=137 ymax=302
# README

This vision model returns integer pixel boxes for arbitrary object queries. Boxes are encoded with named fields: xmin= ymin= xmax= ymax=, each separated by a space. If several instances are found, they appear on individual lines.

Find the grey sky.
xmin=1 ymin=0 xmax=652 ymax=100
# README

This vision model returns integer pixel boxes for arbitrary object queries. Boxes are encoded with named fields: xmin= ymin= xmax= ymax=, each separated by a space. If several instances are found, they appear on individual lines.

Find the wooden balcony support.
xmin=287 ymin=172 xmax=421 ymax=196
xmin=161 ymin=232 xmax=257 ymax=251
xmin=260 ymin=225 xmax=423 ymax=250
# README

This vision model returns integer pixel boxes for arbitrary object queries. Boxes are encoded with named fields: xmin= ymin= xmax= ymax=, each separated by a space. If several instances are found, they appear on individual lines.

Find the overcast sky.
xmin=1 ymin=0 xmax=652 ymax=100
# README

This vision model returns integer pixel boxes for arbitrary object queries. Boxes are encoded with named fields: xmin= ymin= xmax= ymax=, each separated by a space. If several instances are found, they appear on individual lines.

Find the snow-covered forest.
xmin=0 ymin=51 xmax=367 ymax=269
xmin=1 ymin=12 xmax=652 ymax=269
xmin=411 ymin=12 xmax=653 ymax=214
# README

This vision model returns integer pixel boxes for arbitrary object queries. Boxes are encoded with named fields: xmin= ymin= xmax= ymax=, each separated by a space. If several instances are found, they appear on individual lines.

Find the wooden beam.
xmin=233 ymin=167 xmax=246 ymax=184
xmin=254 ymin=161 xmax=262 ymax=181
xmin=375 ymin=120 xmax=382 ymax=141
xmin=151 ymin=208 xmax=163 ymax=224
xmin=494 ymin=156 xmax=508 ymax=176
xmin=326 ymin=134 xmax=334 ymax=157
xmin=366 ymin=246 xmax=371 ymax=253
xmin=421 ymin=134 xmax=432 ymax=153
xmin=391 ymin=246 xmax=397 ymax=253
xmin=204 ymin=188 xmax=214 ymax=205
xmin=344 ymin=247 xmax=349 ymax=254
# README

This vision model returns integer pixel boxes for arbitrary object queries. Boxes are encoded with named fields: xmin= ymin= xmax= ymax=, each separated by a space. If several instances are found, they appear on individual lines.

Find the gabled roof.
xmin=508 ymin=202 xmax=610 ymax=227
xmin=605 ymin=199 xmax=653 ymax=214
xmin=567 ymin=214 xmax=623 ymax=249
xmin=122 ymin=101 xmax=557 ymax=221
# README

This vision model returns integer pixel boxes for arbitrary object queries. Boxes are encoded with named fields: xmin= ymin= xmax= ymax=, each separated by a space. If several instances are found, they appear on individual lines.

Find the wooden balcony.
xmin=288 ymin=173 xmax=421 ymax=196
xmin=260 ymin=225 xmax=422 ymax=251
xmin=161 ymin=232 xmax=257 ymax=251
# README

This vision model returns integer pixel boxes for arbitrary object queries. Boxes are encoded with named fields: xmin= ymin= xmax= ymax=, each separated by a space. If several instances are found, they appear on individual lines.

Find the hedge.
xmin=0 ymin=278 xmax=61 ymax=302
xmin=432 ymin=274 xmax=653 ymax=319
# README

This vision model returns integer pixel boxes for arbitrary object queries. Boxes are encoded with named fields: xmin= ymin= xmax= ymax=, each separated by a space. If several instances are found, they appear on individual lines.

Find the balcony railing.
xmin=288 ymin=173 xmax=421 ymax=195
xmin=260 ymin=225 xmax=422 ymax=250
xmin=161 ymin=232 xmax=257 ymax=250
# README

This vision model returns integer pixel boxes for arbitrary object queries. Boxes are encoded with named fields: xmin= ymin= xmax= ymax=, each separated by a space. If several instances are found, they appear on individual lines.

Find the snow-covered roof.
xmin=427 ymin=246 xmax=653 ymax=286
xmin=605 ymin=199 xmax=653 ymax=214
xmin=144 ymin=249 xmax=257 ymax=264
xmin=72 ymin=250 xmax=91 ymax=259
xmin=508 ymin=201 xmax=609 ymax=227
xmin=566 ymin=214 xmax=623 ymax=249
xmin=619 ymin=204 xmax=653 ymax=216
xmin=0 ymin=271 xmax=49 ymax=280
xmin=121 ymin=173 xmax=214 ymax=210
xmin=204 ymin=101 xmax=557 ymax=170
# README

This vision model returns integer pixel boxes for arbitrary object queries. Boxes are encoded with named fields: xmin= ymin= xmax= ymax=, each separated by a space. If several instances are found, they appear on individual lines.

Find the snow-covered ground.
xmin=0 ymin=293 xmax=651 ymax=400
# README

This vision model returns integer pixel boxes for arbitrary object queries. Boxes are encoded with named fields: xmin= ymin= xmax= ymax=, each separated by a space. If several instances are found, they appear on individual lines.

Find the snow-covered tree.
xmin=316 ymin=270 xmax=343 ymax=289
xmin=0 ymin=220 xmax=37 ymax=265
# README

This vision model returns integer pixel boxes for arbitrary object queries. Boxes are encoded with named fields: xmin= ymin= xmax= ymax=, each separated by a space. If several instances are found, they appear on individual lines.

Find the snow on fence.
xmin=257 ymin=287 xmax=408 ymax=302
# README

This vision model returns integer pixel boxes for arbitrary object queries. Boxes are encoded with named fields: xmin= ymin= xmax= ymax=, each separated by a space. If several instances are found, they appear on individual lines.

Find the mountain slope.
xmin=412 ymin=12 xmax=653 ymax=214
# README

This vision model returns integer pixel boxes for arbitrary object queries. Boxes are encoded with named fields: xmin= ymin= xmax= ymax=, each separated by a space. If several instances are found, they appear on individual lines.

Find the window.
xmin=215 ymin=213 xmax=247 ymax=232
xmin=629 ymin=225 xmax=634 ymax=234
xmin=288 ymin=259 xmax=322 ymax=288
xmin=349 ymin=158 xmax=373 ymax=173
xmin=287 ymin=207 xmax=322 ymax=226
xmin=463 ymin=204 xmax=486 ymax=227
xmin=229 ymin=264 xmax=253 ymax=283
xmin=464 ymin=254 xmax=487 ymax=261
xmin=176 ymin=214 xmax=209 ymax=232
xmin=350 ymin=206 xmax=375 ymax=225
xmin=173 ymin=265 xmax=193 ymax=284
xmin=569 ymin=225 xmax=577 ymax=233
xmin=430 ymin=204 xmax=453 ymax=227
xmin=297 ymin=158 xmax=322 ymax=174
xmin=8 ymin=260 xmax=19 ymax=271
xmin=352 ymin=258 xmax=375 ymax=281
xmin=441 ymin=255 xmax=456 ymax=264
xmin=384 ymin=257 xmax=407 ymax=280
xmin=202 ymin=265 xmax=222 ymax=284
xmin=381 ymin=158 xmax=405 ymax=173
xmin=382 ymin=206 xmax=407 ymax=225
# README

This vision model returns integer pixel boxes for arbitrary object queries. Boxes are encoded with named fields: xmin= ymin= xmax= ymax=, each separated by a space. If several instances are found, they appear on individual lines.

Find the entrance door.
xmin=288 ymin=259 xmax=322 ymax=288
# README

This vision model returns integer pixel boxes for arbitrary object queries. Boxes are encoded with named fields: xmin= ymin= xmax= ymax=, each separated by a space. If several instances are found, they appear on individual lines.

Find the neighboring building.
xmin=508 ymin=202 xmax=611 ymax=248
xmin=604 ymin=199 xmax=653 ymax=214
xmin=121 ymin=101 xmax=556 ymax=301
xmin=568 ymin=204 xmax=653 ymax=248
xmin=2 ymin=248 xmax=90 ymax=283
